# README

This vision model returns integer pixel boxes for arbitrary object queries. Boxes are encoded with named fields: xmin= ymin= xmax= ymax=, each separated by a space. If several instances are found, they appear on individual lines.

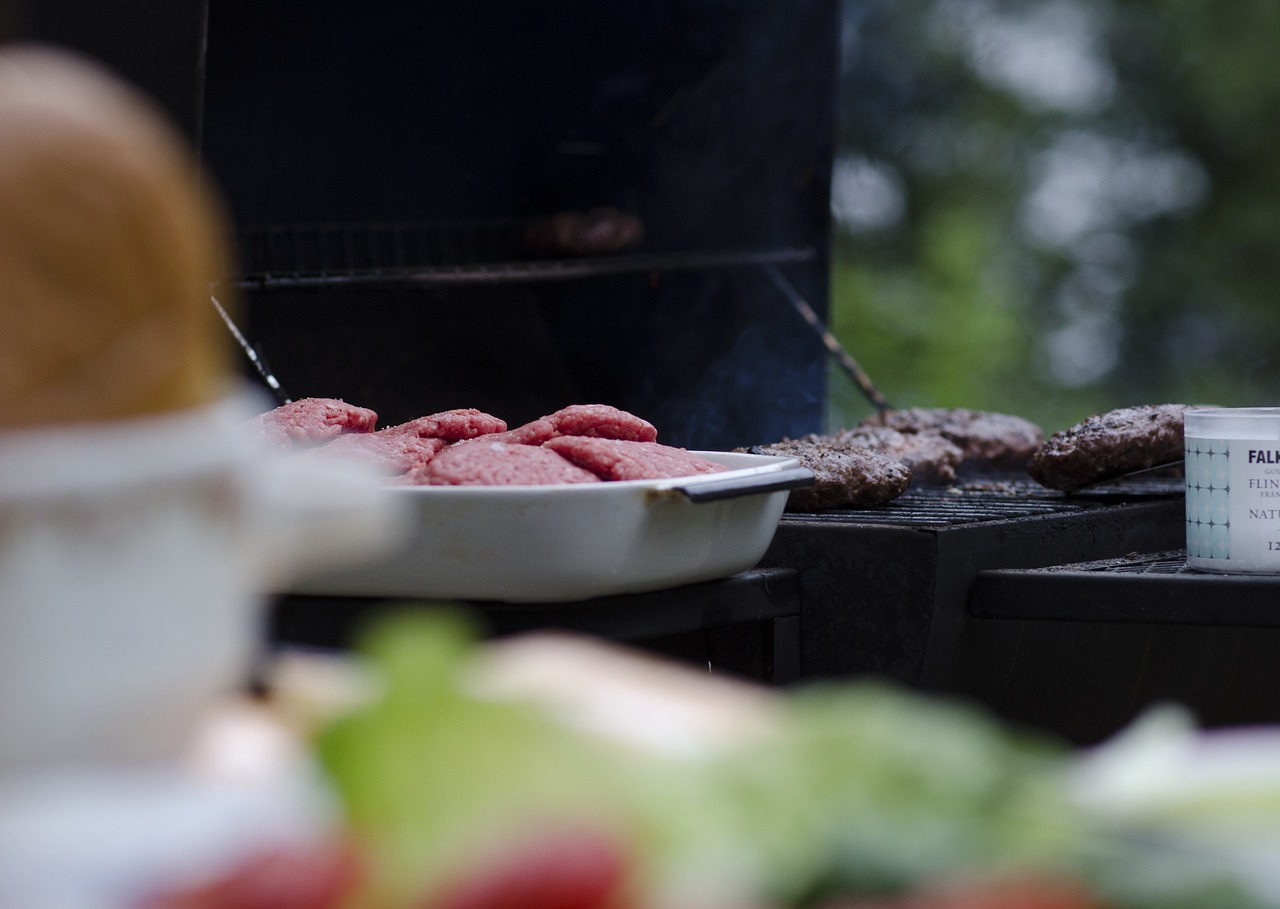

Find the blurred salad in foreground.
xmin=291 ymin=610 xmax=1280 ymax=909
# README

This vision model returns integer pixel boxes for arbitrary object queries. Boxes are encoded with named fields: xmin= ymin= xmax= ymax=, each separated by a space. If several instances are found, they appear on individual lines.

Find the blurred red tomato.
xmin=828 ymin=875 xmax=1107 ymax=909
xmin=423 ymin=826 xmax=634 ymax=909
xmin=145 ymin=836 xmax=363 ymax=909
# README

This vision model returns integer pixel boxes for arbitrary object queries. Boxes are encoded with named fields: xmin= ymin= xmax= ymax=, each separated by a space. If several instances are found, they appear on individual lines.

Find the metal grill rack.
xmin=798 ymin=490 xmax=1145 ymax=527
xmin=794 ymin=493 xmax=1083 ymax=527
xmin=215 ymin=218 xmax=894 ymax=442
xmin=216 ymin=220 xmax=834 ymax=446
xmin=787 ymin=475 xmax=1187 ymax=529
xmin=226 ymin=221 xmax=818 ymax=291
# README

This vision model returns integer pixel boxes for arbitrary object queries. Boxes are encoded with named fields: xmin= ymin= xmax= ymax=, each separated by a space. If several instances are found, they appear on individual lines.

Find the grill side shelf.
xmin=970 ymin=550 xmax=1280 ymax=626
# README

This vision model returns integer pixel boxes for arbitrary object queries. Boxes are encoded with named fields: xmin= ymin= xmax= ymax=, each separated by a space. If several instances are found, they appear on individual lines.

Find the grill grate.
xmin=994 ymin=550 xmax=1196 ymax=576
xmin=1090 ymin=552 xmax=1191 ymax=574
xmin=227 ymin=221 xmax=817 ymax=290
xmin=791 ymin=493 xmax=1081 ymax=527
xmin=783 ymin=474 xmax=1182 ymax=529
xmin=239 ymin=220 xmax=532 ymax=275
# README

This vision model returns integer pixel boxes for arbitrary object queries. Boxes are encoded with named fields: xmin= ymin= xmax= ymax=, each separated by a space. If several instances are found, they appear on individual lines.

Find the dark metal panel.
xmin=201 ymin=0 xmax=838 ymax=242
xmin=272 ymin=567 xmax=799 ymax=646
xmin=935 ymin=618 xmax=1280 ymax=746
xmin=917 ymin=497 xmax=1188 ymax=694
xmin=768 ymin=613 xmax=803 ymax=685
xmin=761 ymin=521 xmax=940 ymax=682
xmin=916 ymin=516 xmax=1280 ymax=746
xmin=269 ymin=567 xmax=801 ymax=684
xmin=15 ymin=0 xmax=208 ymax=144
xmin=955 ymin=550 xmax=1280 ymax=742
xmin=760 ymin=489 xmax=1187 ymax=688
xmin=198 ymin=0 xmax=839 ymax=449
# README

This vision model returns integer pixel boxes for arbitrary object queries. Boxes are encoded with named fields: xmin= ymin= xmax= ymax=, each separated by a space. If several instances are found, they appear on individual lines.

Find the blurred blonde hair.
xmin=0 ymin=44 xmax=237 ymax=428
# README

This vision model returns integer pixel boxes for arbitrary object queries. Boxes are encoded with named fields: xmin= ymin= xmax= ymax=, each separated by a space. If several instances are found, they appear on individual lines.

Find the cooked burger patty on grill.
xmin=742 ymin=439 xmax=910 ymax=511
xmin=245 ymin=397 xmax=378 ymax=448
xmin=382 ymin=408 xmax=507 ymax=442
xmin=858 ymin=407 xmax=1043 ymax=469
xmin=545 ymin=437 xmax=726 ymax=481
xmin=807 ymin=425 xmax=965 ymax=485
xmin=410 ymin=440 xmax=602 ymax=486
xmin=1028 ymin=403 xmax=1188 ymax=491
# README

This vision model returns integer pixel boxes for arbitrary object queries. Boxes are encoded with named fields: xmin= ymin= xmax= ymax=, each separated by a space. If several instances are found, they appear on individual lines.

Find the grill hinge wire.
xmin=211 ymin=294 xmax=292 ymax=405
xmin=229 ymin=238 xmax=819 ymax=290
xmin=764 ymin=264 xmax=891 ymax=412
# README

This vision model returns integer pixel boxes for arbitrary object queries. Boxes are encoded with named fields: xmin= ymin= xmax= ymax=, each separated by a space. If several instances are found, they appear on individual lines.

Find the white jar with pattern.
xmin=1185 ymin=407 xmax=1280 ymax=574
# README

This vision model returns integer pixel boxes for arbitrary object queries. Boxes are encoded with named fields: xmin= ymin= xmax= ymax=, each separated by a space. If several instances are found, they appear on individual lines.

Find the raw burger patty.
xmin=1028 ymin=403 xmax=1188 ymax=492
xmin=494 ymin=404 xmax=658 ymax=446
xmin=411 ymin=440 xmax=601 ymax=486
xmin=858 ymin=407 xmax=1043 ymax=469
xmin=382 ymin=408 xmax=506 ymax=441
xmin=743 ymin=440 xmax=910 ymax=511
xmin=544 ymin=437 xmax=726 ymax=481
xmin=245 ymin=397 xmax=378 ymax=448
xmin=304 ymin=430 xmax=445 ymax=475
xmin=808 ymin=425 xmax=964 ymax=485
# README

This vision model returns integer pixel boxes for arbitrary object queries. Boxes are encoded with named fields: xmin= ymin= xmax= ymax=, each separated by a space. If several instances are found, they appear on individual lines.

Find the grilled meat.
xmin=808 ymin=425 xmax=965 ymax=485
xmin=1028 ymin=403 xmax=1188 ymax=492
xmin=743 ymin=439 xmax=910 ymax=511
xmin=858 ymin=407 xmax=1043 ymax=470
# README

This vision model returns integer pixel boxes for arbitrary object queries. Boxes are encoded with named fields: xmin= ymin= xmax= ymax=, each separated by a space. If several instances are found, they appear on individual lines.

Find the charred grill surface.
xmin=781 ymin=472 xmax=1182 ymax=526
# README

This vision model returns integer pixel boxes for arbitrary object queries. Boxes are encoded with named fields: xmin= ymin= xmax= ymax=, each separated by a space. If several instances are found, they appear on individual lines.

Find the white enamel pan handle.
xmin=674 ymin=465 xmax=814 ymax=503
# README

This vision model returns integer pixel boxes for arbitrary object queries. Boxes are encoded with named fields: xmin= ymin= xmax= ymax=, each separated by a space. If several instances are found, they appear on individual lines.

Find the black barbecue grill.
xmin=191 ymin=0 xmax=841 ymax=685
xmin=27 ymin=0 xmax=1280 ymax=743
xmin=191 ymin=0 xmax=842 ymax=446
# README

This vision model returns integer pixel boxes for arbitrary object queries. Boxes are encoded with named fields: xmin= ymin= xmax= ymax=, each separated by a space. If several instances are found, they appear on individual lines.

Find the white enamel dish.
xmin=286 ymin=451 xmax=812 ymax=603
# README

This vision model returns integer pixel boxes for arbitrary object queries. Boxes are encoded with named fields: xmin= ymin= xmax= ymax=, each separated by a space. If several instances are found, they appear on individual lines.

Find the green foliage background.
xmin=826 ymin=0 xmax=1280 ymax=436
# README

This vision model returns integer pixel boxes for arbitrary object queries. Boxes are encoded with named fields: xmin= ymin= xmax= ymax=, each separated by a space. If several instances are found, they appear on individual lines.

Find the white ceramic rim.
xmin=382 ymin=450 xmax=799 ymax=497
xmin=0 ymin=392 xmax=259 ymax=502
xmin=1185 ymin=406 xmax=1280 ymax=440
